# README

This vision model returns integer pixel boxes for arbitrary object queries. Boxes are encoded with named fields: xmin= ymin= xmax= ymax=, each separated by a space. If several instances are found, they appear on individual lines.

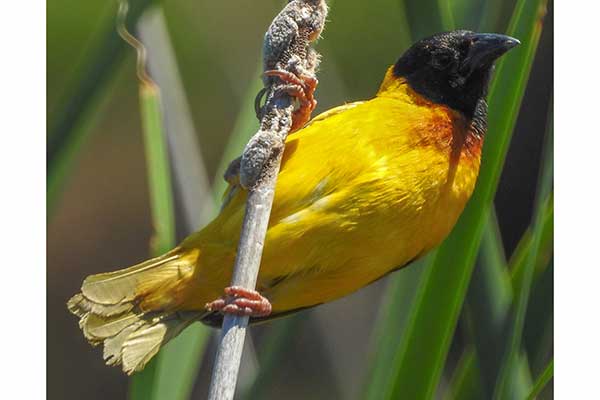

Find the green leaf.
xmin=465 ymin=211 xmax=531 ymax=398
xmin=384 ymin=0 xmax=549 ymax=398
xmin=525 ymin=258 xmax=553 ymax=374
xmin=151 ymin=324 xmax=211 ymax=400
xmin=480 ymin=210 xmax=508 ymax=277
xmin=509 ymin=100 xmax=554 ymax=301
xmin=437 ymin=0 xmax=455 ymax=30
xmin=129 ymin=358 xmax=159 ymax=400
xmin=494 ymin=95 xmax=553 ymax=399
xmin=446 ymin=196 xmax=551 ymax=398
xmin=446 ymin=349 xmax=484 ymax=400
xmin=510 ymin=197 xmax=554 ymax=294
xmin=526 ymin=359 xmax=553 ymax=400
xmin=362 ymin=259 xmax=429 ymax=400
xmin=139 ymin=84 xmax=176 ymax=254
xmin=128 ymin=83 xmax=177 ymax=397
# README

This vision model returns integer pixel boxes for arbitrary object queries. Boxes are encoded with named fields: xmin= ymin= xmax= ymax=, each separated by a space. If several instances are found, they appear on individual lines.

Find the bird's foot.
xmin=205 ymin=286 xmax=272 ymax=317
xmin=264 ymin=69 xmax=318 ymax=132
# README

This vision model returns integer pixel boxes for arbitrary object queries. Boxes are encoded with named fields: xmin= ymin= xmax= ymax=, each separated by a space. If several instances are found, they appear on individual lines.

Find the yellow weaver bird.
xmin=68 ymin=30 xmax=519 ymax=374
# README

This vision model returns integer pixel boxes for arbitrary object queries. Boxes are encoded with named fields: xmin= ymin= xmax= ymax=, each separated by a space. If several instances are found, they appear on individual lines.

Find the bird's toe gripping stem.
xmin=205 ymin=286 xmax=272 ymax=318
xmin=263 ymin=69 xmax=318 ymax=132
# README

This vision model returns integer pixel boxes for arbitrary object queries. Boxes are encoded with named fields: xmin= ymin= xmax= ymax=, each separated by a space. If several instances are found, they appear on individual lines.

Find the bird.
xmin=68 ymin=30 xmax=519 ymax=374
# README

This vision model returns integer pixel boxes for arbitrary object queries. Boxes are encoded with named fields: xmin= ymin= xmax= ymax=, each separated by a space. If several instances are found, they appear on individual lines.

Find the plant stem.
xmin=206 ymin=2 xmax=329 ymax=399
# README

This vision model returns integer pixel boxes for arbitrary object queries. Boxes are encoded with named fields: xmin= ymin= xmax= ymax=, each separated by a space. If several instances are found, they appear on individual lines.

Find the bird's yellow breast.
xmin=181 ymin=68 xmax=483 ymax=313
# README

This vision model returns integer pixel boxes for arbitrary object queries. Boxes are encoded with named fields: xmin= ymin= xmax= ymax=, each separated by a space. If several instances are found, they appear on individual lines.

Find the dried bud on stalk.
xmin=239 ymin=0 xmax=328 ymax=189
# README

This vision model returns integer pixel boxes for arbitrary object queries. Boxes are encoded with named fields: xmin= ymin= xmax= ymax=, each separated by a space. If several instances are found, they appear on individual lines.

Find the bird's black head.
xmin=394 ymin=30 xmax=519 ymax=118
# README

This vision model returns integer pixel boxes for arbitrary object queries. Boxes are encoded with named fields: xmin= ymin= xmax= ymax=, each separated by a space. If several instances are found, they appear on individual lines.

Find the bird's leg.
xmin=264 ymin=69 xmax=318 ymax=132
xmin=205 ymin=286 xmax=272 ymax=317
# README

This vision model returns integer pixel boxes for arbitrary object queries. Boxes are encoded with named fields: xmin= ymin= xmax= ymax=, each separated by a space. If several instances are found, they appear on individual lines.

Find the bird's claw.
xmin=263 ymin=69 xmax=318 ymax=132
xmin=205 ymin=286 xmax=272 ymax=317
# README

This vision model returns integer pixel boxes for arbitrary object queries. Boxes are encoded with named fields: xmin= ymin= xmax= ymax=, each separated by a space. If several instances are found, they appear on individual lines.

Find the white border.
xmin=0 ymin=2 xmax=46 ymax=398
xmin=555 ymin=0 xmax=600 ymax=397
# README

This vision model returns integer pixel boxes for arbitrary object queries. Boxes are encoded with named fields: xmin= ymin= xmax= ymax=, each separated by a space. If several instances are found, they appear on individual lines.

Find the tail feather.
xmin=119 ymin=313 xmax=197 ymax=373
xmin=103 ymin=322 xmax=144 ymax=367
xmin=67 ymin=249 xmax=205 ymax=375
xmin=68 ymin=293 xmax=134 ymax=317
xmin=80 ymin=252 xmax=180 ymax=305
xmin=84 ymin=313 xmax=142 ymax=341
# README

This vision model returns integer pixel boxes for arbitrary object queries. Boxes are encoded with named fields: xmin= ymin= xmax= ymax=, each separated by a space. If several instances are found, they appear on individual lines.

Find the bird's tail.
xmin=67 ymin=248 xmax=204 ymax=375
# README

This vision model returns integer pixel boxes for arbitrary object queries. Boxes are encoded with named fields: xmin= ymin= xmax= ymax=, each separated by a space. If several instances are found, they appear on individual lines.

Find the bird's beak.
xmin=461 ymin=33 xmax=520 ymax=75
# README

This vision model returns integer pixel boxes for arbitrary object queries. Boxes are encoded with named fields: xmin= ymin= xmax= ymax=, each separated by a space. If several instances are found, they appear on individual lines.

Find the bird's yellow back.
xmin=176 ymin=67 xmax=483 ymax=314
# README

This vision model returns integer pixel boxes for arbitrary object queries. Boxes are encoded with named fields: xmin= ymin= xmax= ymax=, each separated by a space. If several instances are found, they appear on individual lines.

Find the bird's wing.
xmin=217 ymin=101 xmax=366 ymax=210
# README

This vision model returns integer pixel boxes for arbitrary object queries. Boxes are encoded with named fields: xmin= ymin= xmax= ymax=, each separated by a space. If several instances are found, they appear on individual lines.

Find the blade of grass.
xmin=47 ymin=0 xmax=157 ymax=213
xmin=465 ymin=210 xmax=531 ymax=399
xmin=466 ymin=210 xmax=535 ymax=398
xmin=113 ymin=2 xmax=177 ymax=398
xmin=384 ymin=0 xmax=548 ymax=398
xmin=494 ymin=95 xmax=553 ymax=399
xmin=510 ymin=196 xmax=553 ymax=292
xmin=437 ymin=0 xmax=455 ymax=30
xmin=524 ymin=258 xmax=553 ymax=374
xmin=448 ymin=349 xmax=533 ymax=400
xmin=481 ymin=210 xmax=507 ymax=273
xmin=136 ymin=7 xmax=216 ymax=400
xmin=362 ymin=259 xmax=429 ymax=400
xmin=139 ymin=83 xmax=176 ymax=254
xmin=519 ymin=104 xmax=553 ymax=376
xmin=150 ymin=324 xmax=210 ymax=400
xmin=526 ymin=359 xmax=553 ymax=400
xmin=128 ymin=77 xmax=176 ymax=400
xmin=446 ymin=198 xmax=551 ymax=398
xmin=447 ymin=200 xmax=551 ymax=398
xmin=457 ymin=0 xmax=547 ymax=391
xmin=446 ymin=349 xmax=484 ymax=400
xmin=510 ymin=98 xmax=554 ymax=298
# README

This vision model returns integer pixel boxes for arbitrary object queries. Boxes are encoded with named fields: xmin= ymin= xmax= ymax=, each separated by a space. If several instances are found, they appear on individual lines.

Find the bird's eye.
xmin=433 ymin=53 xmax=453 ymax=69
xmin=458 ymin=40 xmax=472 ymax=56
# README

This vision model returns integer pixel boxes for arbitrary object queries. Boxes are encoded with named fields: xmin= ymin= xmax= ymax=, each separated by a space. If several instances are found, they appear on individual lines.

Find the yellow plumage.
xmin=179 ymin=68 xmax=481 ymax=311
xmin=68 ymin=67 xmax=483 ymax=374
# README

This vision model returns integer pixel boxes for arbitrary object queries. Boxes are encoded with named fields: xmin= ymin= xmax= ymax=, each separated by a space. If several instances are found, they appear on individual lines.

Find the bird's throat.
xmin=377 ymin=66 xmax=486 ymax=157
